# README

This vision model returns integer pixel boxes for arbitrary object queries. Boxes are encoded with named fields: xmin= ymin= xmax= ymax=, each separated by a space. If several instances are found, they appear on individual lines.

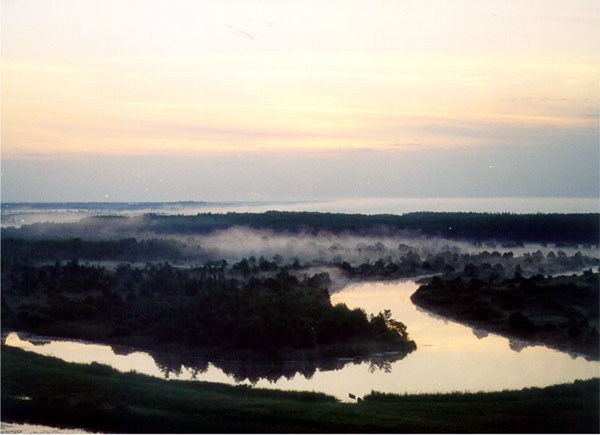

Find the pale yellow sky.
xmin=2 ymin=0 xmax=598 ymax=158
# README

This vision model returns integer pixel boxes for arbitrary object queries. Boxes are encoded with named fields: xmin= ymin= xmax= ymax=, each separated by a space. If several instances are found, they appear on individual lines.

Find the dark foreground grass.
xmin=2 ymin=346 xmax=598 ymax=433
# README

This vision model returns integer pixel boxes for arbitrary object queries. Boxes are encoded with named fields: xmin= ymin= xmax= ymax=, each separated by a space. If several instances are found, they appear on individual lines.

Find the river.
xmin=0 ymin=422 xmax=94 ymax=434
xmin=4 ymin=279 xmax=599 ymax=402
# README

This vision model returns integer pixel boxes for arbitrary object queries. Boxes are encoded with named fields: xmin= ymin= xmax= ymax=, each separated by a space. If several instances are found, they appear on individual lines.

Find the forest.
xmin=2 ymin=236 xmax=597 ymax=281
xmin=3 ymin=211 xmax=599 ymax=243
xmin=1 ymin=259 xmax=416 ymax=359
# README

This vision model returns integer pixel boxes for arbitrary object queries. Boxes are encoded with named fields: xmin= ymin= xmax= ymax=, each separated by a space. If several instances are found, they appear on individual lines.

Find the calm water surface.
xmin=0 ymin=422 xmax=93 ymax=434
xmin=4 ymin=279 xmax=599 ymax=402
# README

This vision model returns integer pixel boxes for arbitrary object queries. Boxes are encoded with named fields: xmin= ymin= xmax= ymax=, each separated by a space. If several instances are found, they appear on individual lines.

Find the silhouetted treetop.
xmin=3 ymin=211 xmax=598 ymax=243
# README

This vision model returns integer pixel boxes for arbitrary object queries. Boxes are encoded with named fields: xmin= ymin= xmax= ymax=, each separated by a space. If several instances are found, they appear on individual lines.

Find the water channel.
xmin=4 ymin=279 xmax=599 ymax=402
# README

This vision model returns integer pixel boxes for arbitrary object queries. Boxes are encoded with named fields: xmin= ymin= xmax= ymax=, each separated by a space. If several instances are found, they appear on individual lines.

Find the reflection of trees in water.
xmin=25 ymin=337 xmax=53 ymax=346
xmin=215 ymin=359 xmax=318 ymax=384
xmin=109 ymin=345 xmax=210 ymax=379
xmin=213 ymin=350 xmax=410 ymax=383
xmin=414 ymin=305 xmax=451 ymax=324
xmin=508 ymin=339 xmax=531 ymax=353
xmin=152 ymin=353 xmax=211 ymax=379
xmin=472 ymin=328 xmax=489 ymax=339
xmin=367 ymin=355 xmax=393 ymax=374
xmin=111 ymin=344 xmax=139 ymax=356
xmin=508 ymin=339 xmax=594 ymax=362
xmin=211 ymin=351 xmax=409 ymax=383
xmin=6 ymin=332 xmax=54 ymax=347
xmin=112 ymin=345 xmax=411 ymax=384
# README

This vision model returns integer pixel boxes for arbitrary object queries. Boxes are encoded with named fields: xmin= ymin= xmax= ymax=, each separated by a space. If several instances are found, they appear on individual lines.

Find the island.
xmin=411 ymin=270 xmax=599 ymax=360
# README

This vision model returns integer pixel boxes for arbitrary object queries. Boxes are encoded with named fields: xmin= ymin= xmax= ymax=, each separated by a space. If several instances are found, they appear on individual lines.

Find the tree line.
xmin=1 ymin=259 xmax=416 ymax=358
xmin=3 ymin=211 xmax=598 ymax=243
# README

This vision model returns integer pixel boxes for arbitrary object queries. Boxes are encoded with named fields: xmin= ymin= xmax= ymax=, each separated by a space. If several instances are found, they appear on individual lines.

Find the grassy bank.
xmin=2 ymin=346 xmax=598 ymax=433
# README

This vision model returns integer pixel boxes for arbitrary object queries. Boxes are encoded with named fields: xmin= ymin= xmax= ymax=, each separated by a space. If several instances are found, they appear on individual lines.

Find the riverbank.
xmin=2 ymin=346 xmax=598 ymax=433
xmin=411 ymin=271 xmax=599 ymax=360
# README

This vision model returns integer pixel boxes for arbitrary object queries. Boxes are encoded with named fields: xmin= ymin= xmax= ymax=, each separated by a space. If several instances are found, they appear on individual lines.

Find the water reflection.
xmin=508 ymin=339 xmax=531 ymax=353
xmin=110 ymin=341 xmax=408 ymax=383
xmin=4 ymin=331 xmax=408 ymax=386
xmin=472 ymin=329 xmax=489 ymax=339
xmin=4 ymin=279 xmax=599 ymax=402
xmin=0 ymin=421 xmax=93 ymax=434
xmin=214 ymin=353 xmax=407 ymax=384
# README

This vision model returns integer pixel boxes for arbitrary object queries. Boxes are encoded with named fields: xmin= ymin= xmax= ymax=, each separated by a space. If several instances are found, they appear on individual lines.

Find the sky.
xmin=1 ymin=0 xmax=599 ymax=202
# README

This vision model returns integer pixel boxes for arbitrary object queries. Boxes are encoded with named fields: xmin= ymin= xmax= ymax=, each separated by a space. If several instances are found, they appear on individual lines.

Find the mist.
xmin=2 ymin=197 xmax=599 ymax=230
xmin=4 ymin=216 xmax=597 ymax=270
